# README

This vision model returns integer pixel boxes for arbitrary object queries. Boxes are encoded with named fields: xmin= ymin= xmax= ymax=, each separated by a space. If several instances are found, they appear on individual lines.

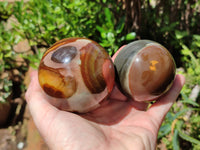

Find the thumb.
xmin=147 ymin=74 xmax=185 ymax=128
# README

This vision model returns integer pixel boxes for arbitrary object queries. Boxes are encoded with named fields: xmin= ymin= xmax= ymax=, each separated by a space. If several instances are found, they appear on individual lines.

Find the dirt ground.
xmin=0 ymin=106 xmax=48 ymax=150
xmin=0 ymin=68 xmax=49 ymax=150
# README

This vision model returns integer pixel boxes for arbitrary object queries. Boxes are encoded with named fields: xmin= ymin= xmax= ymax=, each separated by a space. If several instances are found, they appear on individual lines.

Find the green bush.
xmin=0 ymin=2 xmax=26 ymax=103
xmin=12 ymin=0 xmax=134 ymax=68
xmin=0 ymin=13 xmax=16 ymax=102
xmin=13 ymin=0 xmax=102 ymax=46
xmin=96 ymin=8 xmax=136 ymax=55
xmin=0 ymin=2 xmax=13 ymax=21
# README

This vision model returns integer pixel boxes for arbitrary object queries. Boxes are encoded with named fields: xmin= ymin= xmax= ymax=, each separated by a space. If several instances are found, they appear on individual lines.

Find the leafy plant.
xmin=0 ymin=4 xmax=26 ymax=103
xmin=0 ymin=76 xmax=13 ymax=103
xmin=158 ymin=31 xmax=200 ymax=149
xmin=20 ymin=49 xmax=44 ymax=69
xmin=13 ymin=0 xmax=102 ymax=47
xmin=0 ymin=2 xmax=13 ymax=21
xmin=175 ymin=31 xmax=200 ymax=88
xmin=96 ymin=8 xmax=136 ymax=55
xmin=0 ymin=22 xmax=16 ymax=102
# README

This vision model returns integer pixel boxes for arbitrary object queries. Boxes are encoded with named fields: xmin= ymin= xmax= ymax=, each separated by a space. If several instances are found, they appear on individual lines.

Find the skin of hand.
xmin=25 ymin=47 xmax=185 ymax=150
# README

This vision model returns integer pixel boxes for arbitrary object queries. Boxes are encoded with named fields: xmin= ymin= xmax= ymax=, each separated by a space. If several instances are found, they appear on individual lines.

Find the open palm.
xmin=25 ymin=68 xmax=184 ymax=150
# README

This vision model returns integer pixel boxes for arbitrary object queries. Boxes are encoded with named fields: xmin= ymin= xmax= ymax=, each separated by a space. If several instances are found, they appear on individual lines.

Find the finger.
xmin=26 ymin=70 xmax=50 ymax=106
xmin=147 ymin=74 xmax=185 ymax=127
xmin=25 ymin=71 xmax=58 ymax=126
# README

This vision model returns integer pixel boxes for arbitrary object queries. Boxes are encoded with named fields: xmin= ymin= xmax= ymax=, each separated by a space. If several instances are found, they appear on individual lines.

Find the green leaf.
xmin=14 ymin=35 xmax=22 ymax=44
xmin=177 ymin=121 xmax=200 ymax=146
xmin=181 ymin=100 xmax=200 ymax=107
xmin=173 ymin=129 xmax=180 ymax=150
xmin=181 ymin=92 xmax=200 ymax=107
xmin=181 ymin=48 xmax=190 ymax=56
xmin=175 ymin=30 xmax=188 ymax=39
xmin=194 ymin=41 xmax=200 ymax=48
xmin=29 ymin=40 xmax=37 ymax=46
xmin=172 ymin=108 xmax=190 ymax=121
xmin=179 ymin=130 xmax=200 ymax=146
xmin=4 ymin=51 xmax=12 ymax=57
xmin=0 ymin=53 xmax=3 ymax=59
xmin=107 ymin=32 xmax=114 ymax=42
xmin=158 ymin=124 xmax=171 ymax=138
xmin=125 ymin=32 xmax=136 ymax=41
xmin=96 ymin=26 xmax=107 ymax=39
xmin=116 ymin=16 xmax=125 ymax=34
xmin=193 ymin=34 xmax=200 ymax=41
xmin=104 ymin=8 xmax=112 ymax=25
xmin=191 ymin=116 xmax=200 ymax=123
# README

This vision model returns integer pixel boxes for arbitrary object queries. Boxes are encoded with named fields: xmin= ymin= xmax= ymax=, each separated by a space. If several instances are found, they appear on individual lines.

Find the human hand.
xmin=25 ymin=47 xmax=185 ymax=150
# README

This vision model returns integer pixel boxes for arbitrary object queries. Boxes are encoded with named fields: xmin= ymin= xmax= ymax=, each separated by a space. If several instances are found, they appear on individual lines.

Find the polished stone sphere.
xmin=114 ymin=40 xmax=176 ymax=101
xmin=38 ymin=37 xmax=115 ymax=112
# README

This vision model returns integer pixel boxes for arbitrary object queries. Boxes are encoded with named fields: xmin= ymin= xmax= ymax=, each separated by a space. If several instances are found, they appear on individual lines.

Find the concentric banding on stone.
xmin=114 ymin=40 xmax=176 ymax=101
xmin=80 ymin=42 xmax=110 ymax=93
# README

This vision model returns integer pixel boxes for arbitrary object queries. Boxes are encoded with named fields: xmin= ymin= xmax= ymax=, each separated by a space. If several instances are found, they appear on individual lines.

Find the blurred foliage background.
xmin=0 ymin=0 xmax=200 ymax=149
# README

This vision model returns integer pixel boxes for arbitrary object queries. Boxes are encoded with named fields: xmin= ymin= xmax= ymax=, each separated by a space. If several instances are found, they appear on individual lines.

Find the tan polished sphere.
xmin=114 ymin=40 xmax=176 ymax=101
xmin=38 ymin=37 xmax=115 ymax=113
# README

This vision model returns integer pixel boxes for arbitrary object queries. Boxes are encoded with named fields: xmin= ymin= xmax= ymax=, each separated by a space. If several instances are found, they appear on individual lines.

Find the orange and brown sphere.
xmin=38 ymin=38 xmax=115 ymax=112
